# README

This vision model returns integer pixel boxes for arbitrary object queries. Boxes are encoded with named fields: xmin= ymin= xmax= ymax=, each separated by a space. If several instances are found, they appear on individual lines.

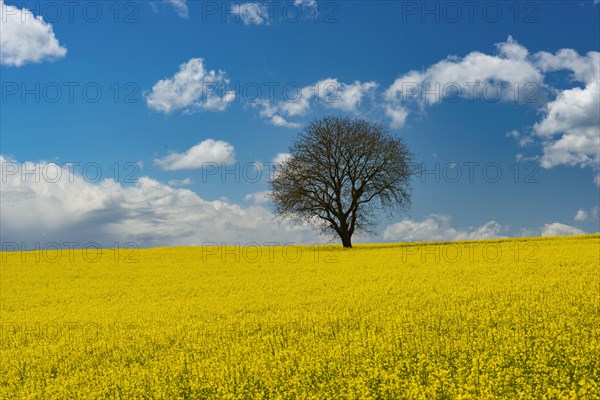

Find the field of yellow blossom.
xmin=1 ymin=234 xmax=599 ymax=399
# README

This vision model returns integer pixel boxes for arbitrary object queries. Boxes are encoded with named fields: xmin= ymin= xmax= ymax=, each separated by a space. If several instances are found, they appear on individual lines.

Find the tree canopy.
xmin=269 ymin=116 xmax=415 ymax=248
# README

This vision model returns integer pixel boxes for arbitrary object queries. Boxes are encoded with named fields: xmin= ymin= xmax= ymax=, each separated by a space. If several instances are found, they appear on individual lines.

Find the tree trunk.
xmin=338 ymin=230 xmax=353 ymax=248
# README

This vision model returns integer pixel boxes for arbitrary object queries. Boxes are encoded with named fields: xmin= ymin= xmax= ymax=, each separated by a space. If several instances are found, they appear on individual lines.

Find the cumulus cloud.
xmin=244 ymin=190 xmax=270 ymax=205
xmin=384 ymin=37 xmax=600 ymax=183
xmin=541 ymin=223 xmax=585 ymax=237
xmin=303 ymin=79 xmax=377 ymax=113
xmin=154 ymin=139 xmax=236 ymax=171
xmin=574 ymin=206 xmax=599 ymax=222
xmin=323 ymin=79 xmax=378 ymax=111
xmin=257 ymin=101 xmax=303 ymax=128
xmin=146 ymin=58 xmax=236 ymax=114
xmin=165 ymin=0 xmax=188 ymax=18
xmin=385 ymin=104 xmax=409 ymax=129
xmin=167 ymin=178 xmax=193 ymax=186
xmin=574 ymin=209 xmax=589 ymax=222
xmin=256 ymin=78 xmax=376 ymax=128
xmin=383 ymin=214 xmax=503 ymax=242
xmin=0 ymin=0 xmax=67 ymax=67
xmin=384 ymin=215 xmax=591 ymax=241
xmin=272 ymin=153 xmax=292 ymax=165
xmin=505 ymin=129 xmax=534 ymax=147
xmin=385 ymin=36 xmax=543 ymax=111
xmin=532 ymin=50 xmax=600 ymax=172
xmin=0 ymin=156 xmax=318 ymax=248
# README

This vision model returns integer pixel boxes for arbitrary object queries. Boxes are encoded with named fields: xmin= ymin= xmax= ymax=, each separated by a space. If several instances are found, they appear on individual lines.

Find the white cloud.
xmin=165 ymin=0 xmax=188 ymax=18
xmin=256 ymin=78 xmax=376 ymax=128
xmin=231 ymin=3 xmax=270 ymax=25
xmin=146 ymin=58 xmax=236 ymax=114
xmin=256 ymin=102 xmax=303 ymax=129
xmin=385 ymin=104 xmax=409 ymax=129
xmin=269 ymin=153 xmax=292 ymax=179
xmin=154 ymin=139 xmax=236 ymax=171
xmin=385 ymin=36 xmax=543 ymax=110
xmin=3 ymin=155 xmax=593 ymax=248
xmin=244 ymin=190 xmax=270 ymax=205
xmin=383 ymin=214 xmax=503 ymax=242
xmin=532 ymin=51 xmax=600 ymax=171
xmin=0 ymin=156 xmax=318 ymax=248
xmin=272 ymin=153 xmax=292 ymax=165
xmin=271 ymin=115 xmax=301 ymax=128
xmin=384 ymin=215 xmax=592 ymax=241
xmin=317 ymin=79 xmax=378 ymax=112
xmin=534 ymin=49 xmax=599 ymax=83
xmin=505 ymin=129 xmax=533 ymax=147
xmin=167 ymin=178 xmax=193 ymax=186
xmin=506 ymin=129 xmax=519 ymax=138
xmin=574 ymin=206 xmax=599 ymax=222
xmin=0 ymin=0 xmax=67 ymax=67
xmin=541 ymin=222 xmax=585 ymax=237
xmin=574 ymin=209 xmax=588 ymax=222
xmin=384 ymin=37 xmax=599 ymax=183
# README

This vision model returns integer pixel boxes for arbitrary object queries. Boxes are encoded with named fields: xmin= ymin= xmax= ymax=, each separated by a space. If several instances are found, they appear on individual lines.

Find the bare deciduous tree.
xmin=269 ymin=116 xmax=415 ymax=248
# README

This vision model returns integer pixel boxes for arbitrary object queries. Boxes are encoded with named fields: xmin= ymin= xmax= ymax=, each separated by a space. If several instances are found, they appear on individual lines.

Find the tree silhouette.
xmin=270 ymin=116 xmax=415 ymax=248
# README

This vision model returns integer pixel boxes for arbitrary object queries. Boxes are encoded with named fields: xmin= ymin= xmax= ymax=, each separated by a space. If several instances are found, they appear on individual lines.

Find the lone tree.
xmin=269 ymin=116 xmax=415 ymax=248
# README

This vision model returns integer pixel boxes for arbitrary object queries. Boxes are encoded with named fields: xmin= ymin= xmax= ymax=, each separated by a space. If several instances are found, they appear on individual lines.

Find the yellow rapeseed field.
xmin=1 ymin=235 xmax=599 ymax=399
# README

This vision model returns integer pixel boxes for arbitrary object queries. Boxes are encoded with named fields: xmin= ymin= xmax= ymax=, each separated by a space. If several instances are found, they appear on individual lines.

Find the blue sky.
xmin=1 ymin=0 xmax=599 ymax=248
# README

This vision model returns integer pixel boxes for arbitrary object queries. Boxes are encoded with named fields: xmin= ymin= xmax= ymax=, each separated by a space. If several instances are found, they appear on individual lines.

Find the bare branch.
xmin=269 ymin=116 xmax=415 ymax=248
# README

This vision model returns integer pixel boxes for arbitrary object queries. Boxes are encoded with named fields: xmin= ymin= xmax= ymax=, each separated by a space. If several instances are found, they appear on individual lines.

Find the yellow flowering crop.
xmin=1 ymin=235 xmax=598 ymax=399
